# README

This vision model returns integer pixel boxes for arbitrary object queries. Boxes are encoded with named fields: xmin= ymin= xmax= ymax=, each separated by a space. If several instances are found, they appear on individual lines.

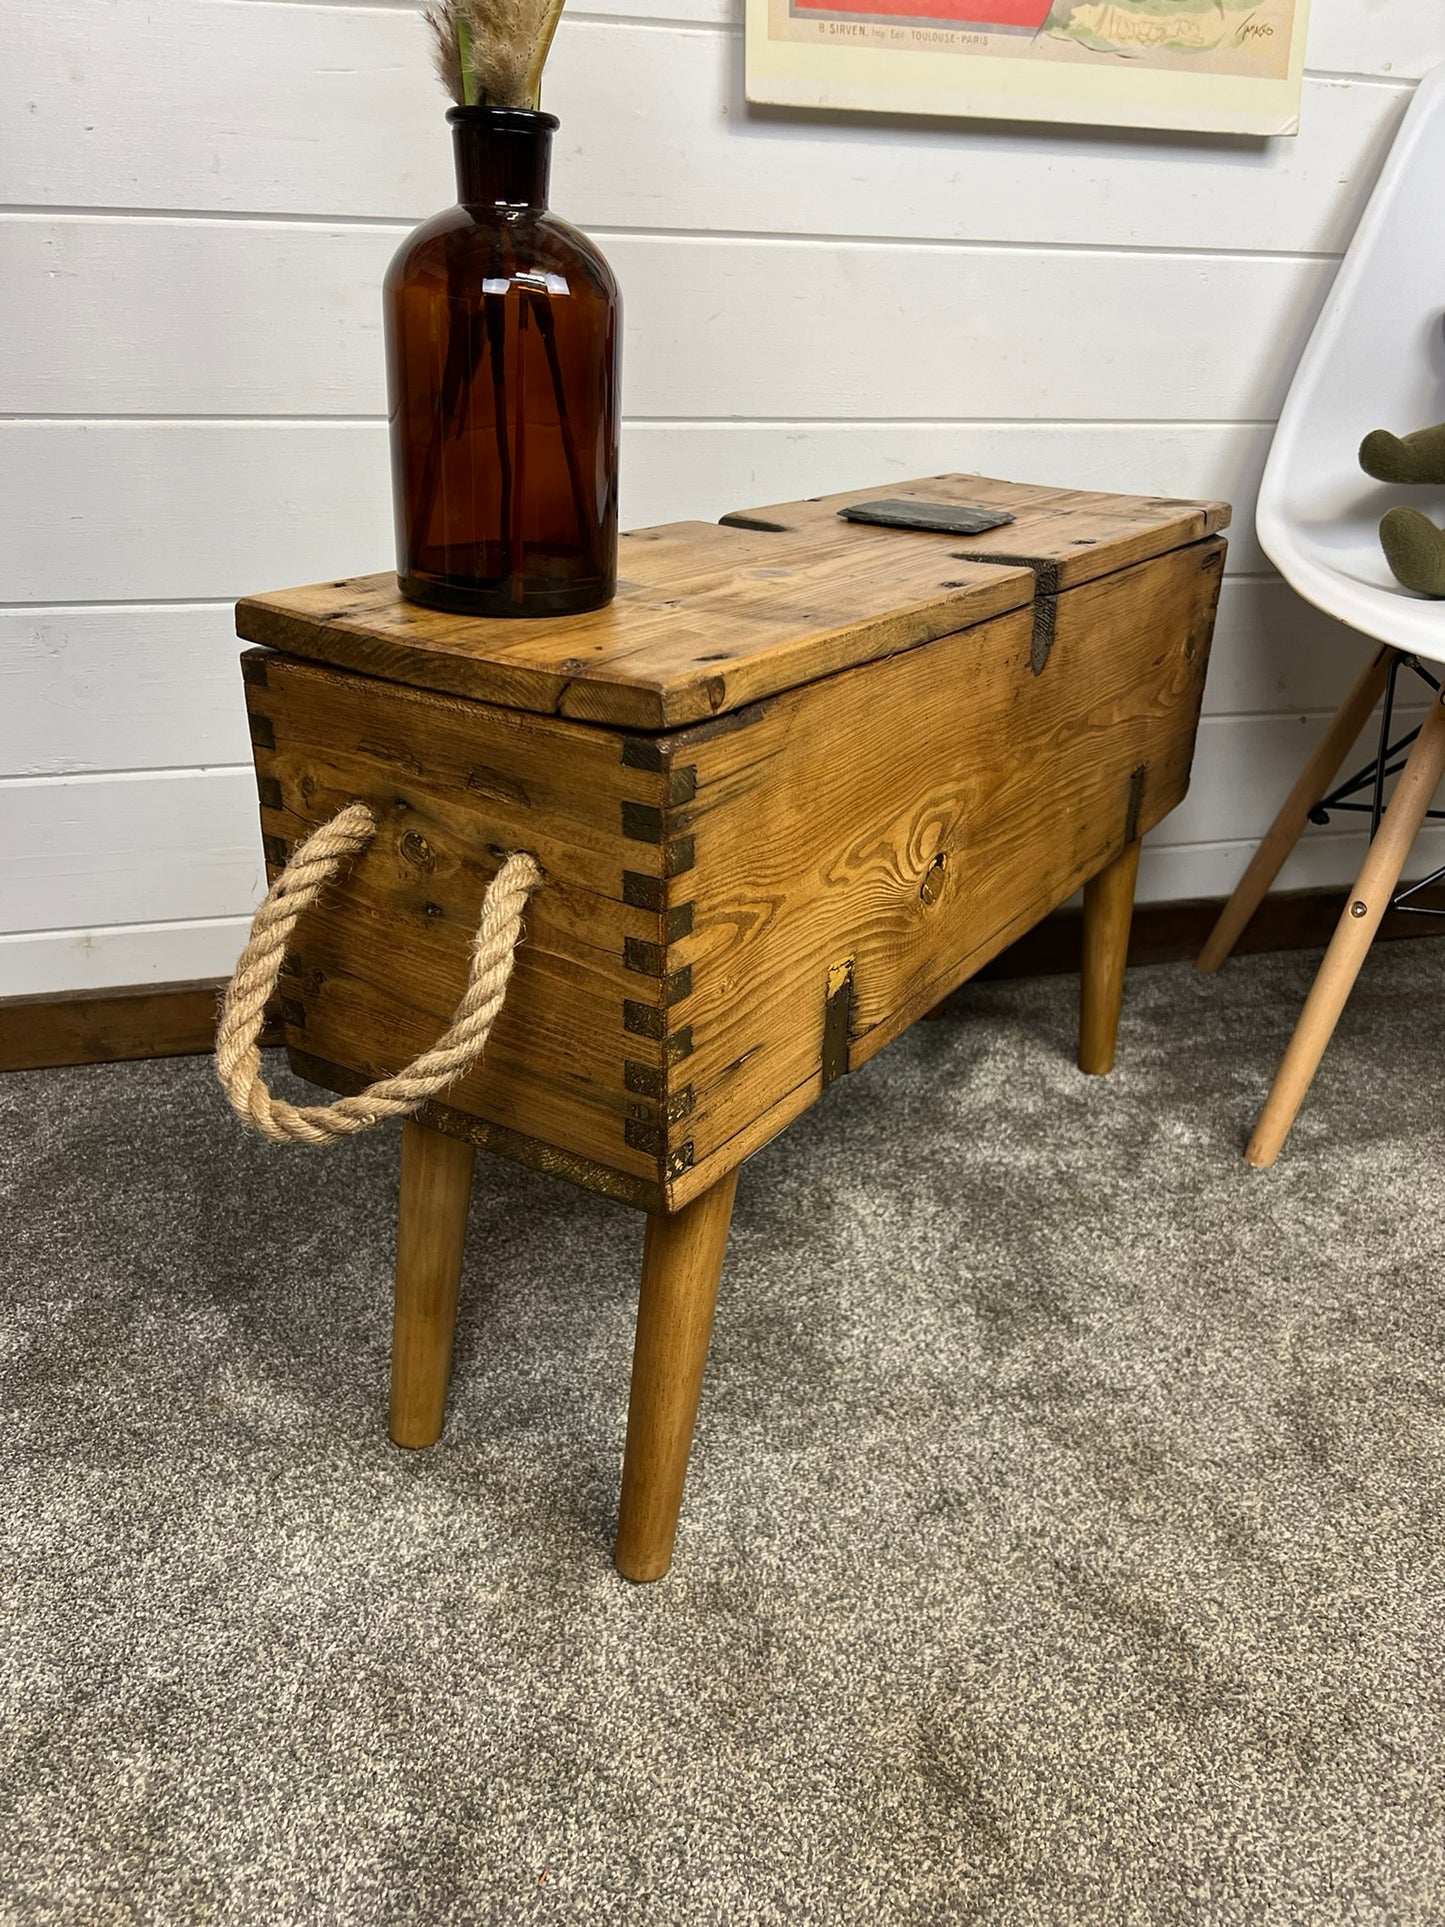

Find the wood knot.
xmin=400 ymin=831 xmax=435 ymax=872
xmin=920 ymin=852 xmax=949 ymax=906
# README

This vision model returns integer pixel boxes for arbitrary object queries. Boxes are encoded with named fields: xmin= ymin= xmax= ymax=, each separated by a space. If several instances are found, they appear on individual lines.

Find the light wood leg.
xmin=1079 ymin=837 xmax=1141 ymax=1075
xmin=1246 ymin=689 xmax=1445 ymax=1168
xmin=615 ymin=1169 xmax=740 ymax=1583
xmin=1198 ymin=645 xmax=1396 ymax=974
xmin=390 ymin=1117 xmax=476 ymax=1448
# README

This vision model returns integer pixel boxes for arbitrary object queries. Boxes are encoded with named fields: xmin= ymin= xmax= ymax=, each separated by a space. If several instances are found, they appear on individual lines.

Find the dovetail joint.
xmin=622 ymin=801 xmax=665 ymax=843
xmin=625 ymin=1060 xmax=666 ymax=1100
xmin=624 ymin=1001 xmax=667 ymax=1040
xmin=623 ymin=871 xmax=665 ymax=912
xmin=661 ymin=835 xmax=696 ymax=878
xmin=665 ymin=1027 xmax=694 ymax=1064
xmin=624 ymin=938 xmax=667 ymax=977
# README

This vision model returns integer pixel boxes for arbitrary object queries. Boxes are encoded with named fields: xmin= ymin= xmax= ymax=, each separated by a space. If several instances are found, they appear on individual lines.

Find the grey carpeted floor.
xmin=3 ymin=941 xmax=1445 ymax=1925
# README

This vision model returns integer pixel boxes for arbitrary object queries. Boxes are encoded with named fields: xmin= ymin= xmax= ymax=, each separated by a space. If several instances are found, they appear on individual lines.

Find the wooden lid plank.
xmin=721 ymin=473 xmax=1231 ymax=593
xmin=235 ymin=477 xmax=1228 ymax=729
xmin=236 ymin=520 xmax=1033 ymax=730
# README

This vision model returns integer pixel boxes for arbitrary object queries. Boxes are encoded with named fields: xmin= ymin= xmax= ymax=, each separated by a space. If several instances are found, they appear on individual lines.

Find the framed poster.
xmin=745 ymin=0 xmax=1312 ymax=136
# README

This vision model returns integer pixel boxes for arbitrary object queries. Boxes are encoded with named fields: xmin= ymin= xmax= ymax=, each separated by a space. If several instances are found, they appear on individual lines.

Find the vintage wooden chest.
xmin=232 ymin=473 xmax=1227 ymax=1579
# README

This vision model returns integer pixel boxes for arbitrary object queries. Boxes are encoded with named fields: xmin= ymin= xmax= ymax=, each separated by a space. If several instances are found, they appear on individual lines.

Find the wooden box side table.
xmin=234 ymin=474 xmax=1228 ymax=1579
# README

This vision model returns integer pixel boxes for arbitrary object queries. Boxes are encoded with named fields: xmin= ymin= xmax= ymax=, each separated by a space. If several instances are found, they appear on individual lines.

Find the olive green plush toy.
xmin=1360 ymin=424 xmax=1445 ymax=596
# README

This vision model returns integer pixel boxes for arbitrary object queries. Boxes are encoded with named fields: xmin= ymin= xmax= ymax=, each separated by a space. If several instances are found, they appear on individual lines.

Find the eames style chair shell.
xmin=1200 ymin=62 xmax=1445 ymax=1165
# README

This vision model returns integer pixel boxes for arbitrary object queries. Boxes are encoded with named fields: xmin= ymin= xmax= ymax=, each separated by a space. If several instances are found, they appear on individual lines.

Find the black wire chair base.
xmin=1307 ymin=652 xmax=1445 ymax=918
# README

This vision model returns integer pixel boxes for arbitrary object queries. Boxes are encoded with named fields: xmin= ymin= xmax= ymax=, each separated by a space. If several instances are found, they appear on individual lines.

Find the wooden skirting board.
xmin=977 ymin=884 xmax=1445 ymax=982
xmin=0 ymin=983 xmax=283 ymax=1074
xmin=2 ymin=887 xmax=1441 ymax=1075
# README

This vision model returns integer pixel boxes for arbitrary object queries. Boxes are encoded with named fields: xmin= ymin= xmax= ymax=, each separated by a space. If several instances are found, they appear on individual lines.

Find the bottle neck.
xmin=449 ymin=107 xmax=556 ymax=211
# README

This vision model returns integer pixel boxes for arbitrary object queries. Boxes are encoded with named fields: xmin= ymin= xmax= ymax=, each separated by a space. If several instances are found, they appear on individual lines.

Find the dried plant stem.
xmin=523 ymin=0 xmax=568 ymax=104
xmin=414 ymin=0 xmax=581 ymax=594
xmin=425 ymin=0 xmax=563 ymax=110
xmin=455 ymin=16 xmax=480 ymax=104
xmin=484 ymin=287 xmax=514 ymax=580
xmin=527 ymin=293 xmax=591 ymax=542
xmin=512 ymin=299 xmax=530 ymax=607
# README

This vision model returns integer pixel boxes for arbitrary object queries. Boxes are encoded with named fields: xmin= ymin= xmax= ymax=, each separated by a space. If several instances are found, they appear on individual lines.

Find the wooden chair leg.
xmin=390 ymin=1117 xmax=476 ymax=1448
xmin=615 ymin=1168 xmax=740 ymax=1583
xmin=1079 ymin=837 xmax=1141 ymax=1075
xmin=1246 ymin=688 xmax=1445 ymax=1168
xmin=1198 ymin=644 xmax=1396 ymax=974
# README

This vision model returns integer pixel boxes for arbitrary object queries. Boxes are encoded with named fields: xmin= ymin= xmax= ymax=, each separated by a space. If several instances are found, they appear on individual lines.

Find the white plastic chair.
xmin=1197 ymin=62 xmax=1445 ymax=1166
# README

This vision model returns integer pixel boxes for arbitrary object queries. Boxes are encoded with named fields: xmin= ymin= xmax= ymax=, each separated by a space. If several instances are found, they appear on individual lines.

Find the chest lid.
xmin=723 ymin=473 xmax=1231 ymax=594
xmin=235 ymin=475 xmax=1227 ymax=732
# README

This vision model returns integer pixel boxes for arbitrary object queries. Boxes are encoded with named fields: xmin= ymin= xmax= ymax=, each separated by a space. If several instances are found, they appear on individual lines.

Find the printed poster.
xmin=746 ymin=0 xmax=1312 ymax=136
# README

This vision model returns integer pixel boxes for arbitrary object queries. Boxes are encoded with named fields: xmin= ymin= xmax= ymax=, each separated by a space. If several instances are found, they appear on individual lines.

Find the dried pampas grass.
xmin=424 ymin=0 xmax=567 ymax=109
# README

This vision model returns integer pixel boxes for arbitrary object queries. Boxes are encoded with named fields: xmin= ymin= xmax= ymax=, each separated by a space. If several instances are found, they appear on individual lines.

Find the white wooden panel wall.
xmin=2 ymin=0 xmax=1441 ymax=995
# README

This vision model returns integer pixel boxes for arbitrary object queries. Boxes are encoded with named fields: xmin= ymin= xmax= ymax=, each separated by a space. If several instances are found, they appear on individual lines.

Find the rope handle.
xmin=215 ymin=801 xmax=543 ymax=1144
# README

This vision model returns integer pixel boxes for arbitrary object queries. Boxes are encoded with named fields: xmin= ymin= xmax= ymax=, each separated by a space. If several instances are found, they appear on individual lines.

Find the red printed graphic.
xmin=792 ymin=0 xmax=1053 ymax=24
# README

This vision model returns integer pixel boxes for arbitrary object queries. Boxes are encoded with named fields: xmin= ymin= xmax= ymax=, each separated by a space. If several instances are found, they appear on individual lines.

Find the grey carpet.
xmin=3 ymin=941 xmax=1444 ymax=1925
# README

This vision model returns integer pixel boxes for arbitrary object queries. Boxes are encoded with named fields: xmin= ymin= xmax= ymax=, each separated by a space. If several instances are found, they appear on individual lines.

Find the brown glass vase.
xmin=384 ymin=107 xmax=621 ymax=617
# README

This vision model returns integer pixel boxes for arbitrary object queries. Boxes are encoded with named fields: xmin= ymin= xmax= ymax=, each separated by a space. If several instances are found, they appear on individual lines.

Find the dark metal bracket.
xmin=822 ymin=958 xmax=854 ymax=1086
xmin=948 ymin=552 xmax=1061 ymax=674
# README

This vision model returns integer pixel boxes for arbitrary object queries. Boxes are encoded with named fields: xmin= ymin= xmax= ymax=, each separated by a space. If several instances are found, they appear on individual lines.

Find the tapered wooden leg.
xmin=1198 ymin=645 xmax=1396 ymax=974
xmin=615 ymin=1169 xmax=740 ymax=1583
xmin=1246 ymin=689 xmax=1445 ymax=1168
xmin=1079 ymin=837 xmax=1141 ymax=1075
xmin=390 ymin=1117 xmax=476 ymax=1448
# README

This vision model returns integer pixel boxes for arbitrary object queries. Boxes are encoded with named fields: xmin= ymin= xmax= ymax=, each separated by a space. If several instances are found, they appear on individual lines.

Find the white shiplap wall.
xmin=3 ymin=0 xmax=1442 ymax=995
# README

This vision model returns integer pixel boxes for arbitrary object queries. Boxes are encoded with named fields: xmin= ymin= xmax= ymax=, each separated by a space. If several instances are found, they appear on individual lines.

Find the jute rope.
xmin=215 ymin=801 xmax=543 ymax=1144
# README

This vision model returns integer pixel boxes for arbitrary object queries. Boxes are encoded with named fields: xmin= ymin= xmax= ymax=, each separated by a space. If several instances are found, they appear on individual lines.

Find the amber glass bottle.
xmin=384 ymin=107 xmax=621 ymax=617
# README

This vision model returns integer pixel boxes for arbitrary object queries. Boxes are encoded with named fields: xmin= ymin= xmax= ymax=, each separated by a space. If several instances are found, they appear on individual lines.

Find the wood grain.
xmin=236 ymin=522 xmax=1033 ymax=730
xmin=236 ymin=475 xmax=1225 ymax=730
xmin=0 ymin=980 xmax=278 ymax=1071
xmin=11 ymin=879 xmax=1445 ymax=1073
xmin=0 ymin=536 xmax=1365 ymax=803
xmin=1079 ymin=838 xmax=1142 ymax=1076
xmin=1197 ymin=644 xmax=1396 ymax=973
xmin=390 ymin=1118 xmax=477 ymax=1449
xmin=240 ymin=492 xmax=1225 ymax=1213
xmin=1246 ymin=692 xmax=1445 ymax=1167
xmin=244 ymin=648 xmax=681 ymax=1200
xmin=615 ymin=1168 xmax=740 ymax=1582
xmin=722 ymin=473 xmax=1231 ymax=596
xmin=650 ymin=537 xmax=1224 ymax=1207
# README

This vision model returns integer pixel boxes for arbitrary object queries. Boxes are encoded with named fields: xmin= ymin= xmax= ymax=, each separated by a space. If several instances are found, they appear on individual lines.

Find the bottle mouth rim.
xmin=447 ymin=105 xmax=560 ymax=133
